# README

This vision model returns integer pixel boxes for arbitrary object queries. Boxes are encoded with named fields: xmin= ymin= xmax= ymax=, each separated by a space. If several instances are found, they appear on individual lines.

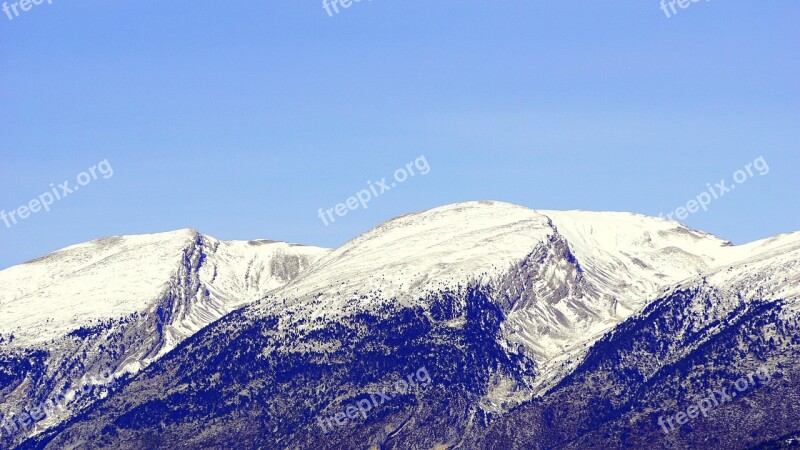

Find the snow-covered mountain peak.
xmin=540 ymin=210 xmax=733 ymax=304
xmin=0 ymin=230 xmax=199 ymax=342
xmin=0 ymin=230 xmax=330 ymax=445
xmin=0 ymin=229 xmax=330 ymax=346
xmin=270 ymin=202 xmax=734 ymax=307
xmin=270 ymin=201 xmax=555 ymax=305
xmin=6 ymin=203 xmax=797 ymax=449
xmin=248 ymin=201 xmax=784 ymax=401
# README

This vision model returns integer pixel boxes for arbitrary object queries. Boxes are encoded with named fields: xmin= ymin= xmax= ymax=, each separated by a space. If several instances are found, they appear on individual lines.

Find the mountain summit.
xmin=3 ymin=201 xmax=798 ymax=450
xmin=0 ymin=230 xmax=329 ymax=446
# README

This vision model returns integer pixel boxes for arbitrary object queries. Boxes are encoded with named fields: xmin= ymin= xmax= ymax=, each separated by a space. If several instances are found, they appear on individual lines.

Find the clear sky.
xmin=1 ymin=1 xmax=798 ymax=269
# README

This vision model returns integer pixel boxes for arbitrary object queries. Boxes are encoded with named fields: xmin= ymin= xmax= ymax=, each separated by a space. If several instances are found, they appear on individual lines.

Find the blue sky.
xmin=1 ymin=1 xmax=798 ymax=269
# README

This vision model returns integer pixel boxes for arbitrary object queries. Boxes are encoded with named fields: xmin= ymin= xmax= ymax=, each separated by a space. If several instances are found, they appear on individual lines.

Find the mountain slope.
xmin=253 ymin=202 xmax=734 ymax=396
xmin=0 ymin=230 xmax=329 ymax=447
xmin=464 ymin=230 xmax=800 ymax=448
xmin=7 ymin=201 xmax=799 ymax=449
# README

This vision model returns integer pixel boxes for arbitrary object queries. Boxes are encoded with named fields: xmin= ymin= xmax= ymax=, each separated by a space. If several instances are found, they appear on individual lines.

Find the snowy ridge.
xmin=0 ymin=229 xmax=329 ymax=348
xmin=0 ymin=230 xmax=197 ymax=345
xmin=0 ymin=230 xmax=329 ymax=444
xmin=262 ymin=201 xmax=555 ymax=313
xmin=248 ymin=201 xmax=796 ymax=400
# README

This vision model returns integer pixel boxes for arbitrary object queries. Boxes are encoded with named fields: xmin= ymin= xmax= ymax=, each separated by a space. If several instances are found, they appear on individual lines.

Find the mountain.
xmin=0 ymin=230 xmax=330 ymax=447
xmin=250 ymin=202 xmax=734 ymax=396
xmin=462 ymin=228 xmax=800 ymax=449
xmin=7 ymin=201 xmax=800 ymax=449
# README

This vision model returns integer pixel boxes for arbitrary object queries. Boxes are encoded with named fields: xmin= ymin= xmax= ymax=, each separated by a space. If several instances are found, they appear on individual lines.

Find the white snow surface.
xmin=263 ymin=201 xmax=734 ymax=318
xmin=249 ymin=201 xmax=798 ymax=398
xmin=271 ymin=201 xmax=556 ymax=305
xmin=0 ymin=229 xmax=330 ymax=346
